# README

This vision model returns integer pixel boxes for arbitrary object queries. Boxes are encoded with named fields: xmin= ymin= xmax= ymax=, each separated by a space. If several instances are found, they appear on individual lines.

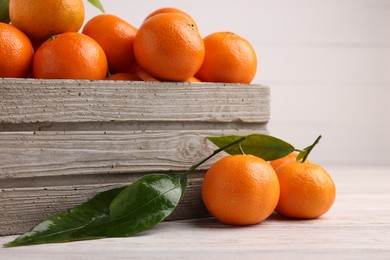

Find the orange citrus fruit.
xmin=185 ymin=76 xmax=201 ymax=82
xmin=127 ymin=63 xmax=160 ymax=82
xmin=32 ymin=32 xmax=108 ymax=80
xmin=195 ymin=32 xmax=257 ymax=83
xmin=144 ymin=7 xmax=197 ymax=26
xmin=202 ymin=154 xmax=280 ymax=225
xmin=82 ymin=14 xmax=138 ymax=74
xmin=275 ymin=161 xmax=336 ymax=219
xmin=0 ymin=22 xmax=34 ymax=78
xmin=9 ymin=0 xmax=85 ymax=42
xmin=134 ymin=13 xmax=205 ymax=81
xmin=105 ymin=72 xmax=140 ymax=81
xmin=269 ymin=152 xmax=311 ymax=171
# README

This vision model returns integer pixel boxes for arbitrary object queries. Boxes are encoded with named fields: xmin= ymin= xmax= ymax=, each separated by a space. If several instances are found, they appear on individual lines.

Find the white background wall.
xmin=85 ymin=0 xmax=390 ymax=167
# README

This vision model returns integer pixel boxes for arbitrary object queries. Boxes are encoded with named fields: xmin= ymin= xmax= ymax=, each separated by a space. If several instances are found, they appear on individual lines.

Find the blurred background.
xmin=85 ymin=0 xmax=390 ymax=167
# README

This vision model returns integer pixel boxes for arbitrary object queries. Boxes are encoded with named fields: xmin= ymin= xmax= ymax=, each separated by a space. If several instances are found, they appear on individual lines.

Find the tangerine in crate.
xmin=196 ymin=32 xmax=257 ymax=83
xmin=32 ymin=32 xmax=108 ymax=80
xmin=9 ymin=0 xmax=85 ymax=42
xmin=0 ymin=22 xmax=34 ymax=78
xmin=82 ymin=14 xmax=138 ymax=74
xmin=134 ymin=12 xmax=205 ymax=81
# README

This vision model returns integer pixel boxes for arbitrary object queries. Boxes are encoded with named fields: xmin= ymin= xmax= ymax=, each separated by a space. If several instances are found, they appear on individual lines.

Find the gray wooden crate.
xmin=0 ymin=78 xmax=270 ymax=235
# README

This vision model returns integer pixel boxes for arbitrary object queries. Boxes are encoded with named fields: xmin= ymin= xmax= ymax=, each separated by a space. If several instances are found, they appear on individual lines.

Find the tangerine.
xmin=195 ymin=32 xmax=257 ymax=83
xmin=128 ymin=63 xmax=160 ymax=82
xmin=144 ymin=7 xmax=197 ymax=26
xmin=275 ymin=161 xmax=336 ymax=219
xmin=32 ymin=32 xmax=108 ymax=80
xmin=0 ymin=22 xmax=34 ymax=78
xmin=83 ymin=14 xmax=138 ymax=74
xmin=202 ymin=154 xmax=280 ymax=225
xmin=105 ymin=72 xmax=140 ymax=81
xmin=134 ymin=13 xmax=205 ymax=81
xmin=270 ymin=152 xmax=310 ymax=171
xmin=185 ymin=76 xmax=201 ymax=82
xmin=9 ymin=0 xmax=84 ymax=42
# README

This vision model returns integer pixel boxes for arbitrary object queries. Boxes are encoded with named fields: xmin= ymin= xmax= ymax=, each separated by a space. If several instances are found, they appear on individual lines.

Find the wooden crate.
xmin=0 ymin=78 xmax=270 ymax=235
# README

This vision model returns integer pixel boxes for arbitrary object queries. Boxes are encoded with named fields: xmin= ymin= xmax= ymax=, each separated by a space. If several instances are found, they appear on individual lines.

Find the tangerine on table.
xmin=202 ymin=154 xmax=280 ymax=225
xmin=269 ymin=152 xmax=311 ymax=171
xmin=0 ymin=22 xmax=34 ymax=78
xmin=83 ymin=14 xmax=138 ymax=74
xmin=195 ymin=32 xmax=257 ymax=83
xmin=9 ymin=0 xmax=85 ymax=42
xmin=32 ymin=32 xmax=108 ymax=80
xmin=275 ymin=161 xmax=336 ymax=219
xmin=134 ymin=13 xmax=205 ymax=82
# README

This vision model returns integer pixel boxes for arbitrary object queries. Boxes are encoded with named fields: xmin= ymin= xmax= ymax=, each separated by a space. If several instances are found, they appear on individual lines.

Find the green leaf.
xmin=297 ymin=135 xmax=322 ymax=162
xmin=0 ymin=0 xmax=10 ymax=23
xmin=4 ymin=186 xmax=126 ymax=247
xmin=208 ymin=134 xmax=295 ymax=161
xmin=72 ymin=174 xmax=183 ymax=238
xmin=4 ymin=174 xmax=184 ymax=247
xmin=87 ymin=0 xmax=105 ymax=13
xmin=296 ymin=149 xmax=307 ymax=161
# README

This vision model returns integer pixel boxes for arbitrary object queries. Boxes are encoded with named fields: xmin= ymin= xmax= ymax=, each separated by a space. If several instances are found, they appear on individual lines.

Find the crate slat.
xmin=0 ymin=129 xmax=267 ymax=180
xmin=0 ymin=79 xmax=269 ymax=126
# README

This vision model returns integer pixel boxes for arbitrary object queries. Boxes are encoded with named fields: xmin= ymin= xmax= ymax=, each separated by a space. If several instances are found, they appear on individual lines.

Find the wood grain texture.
xmin=0 ymin=79 xmax=270 ymax=128
xmin=0 ymin=129 xmax=267 ymax=179
xmin=1 ymin=166 xmax=389 ymax=259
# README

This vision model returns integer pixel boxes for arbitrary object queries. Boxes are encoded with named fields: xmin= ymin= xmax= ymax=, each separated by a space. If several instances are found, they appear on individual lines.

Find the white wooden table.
xmin=1 ymin=166 xmax=389 ymax=259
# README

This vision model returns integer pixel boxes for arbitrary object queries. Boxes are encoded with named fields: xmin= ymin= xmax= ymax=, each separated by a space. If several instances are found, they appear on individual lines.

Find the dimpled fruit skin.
xmin=82 ymin=14 xmax=138 ymax=74
xmin=134 ymin=13 xmax=205 ymax=81
xmin=32 ymin=32 xmax=108 ymax=80
xmin=202 ymin=154 xmax=280 ymax=225
xmin=276 ymin=161 xmax=336 ymax=219
xmin=9 ymin=0 xmax=85 ymax=41
xmin=0 ymin=22 xmax=34 ymax=78
xmin=195 ymin=32 xmax=257 ymax=83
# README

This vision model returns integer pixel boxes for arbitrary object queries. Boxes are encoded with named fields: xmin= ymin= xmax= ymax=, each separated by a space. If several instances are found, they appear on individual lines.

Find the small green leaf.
xmin=297 ymin=135 xmax=322 ymax=162
xmin=4 ymin=186 xmax=125 ymax=247
xmin=71 ymin=174 xmax=183 ymax=238
xmin=87 ymin=0 xmax=105 ymax=13
xmin=0 ymin=0 xmax=10 ymax=23
xmin=296 ymin=149 xmax=307 ymax=161
xmin=208 ymin=134 xmax=296 ymax=161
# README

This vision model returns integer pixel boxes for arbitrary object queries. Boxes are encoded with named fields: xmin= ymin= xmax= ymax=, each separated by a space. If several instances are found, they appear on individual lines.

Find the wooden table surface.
xmin=1 ymin=166 xmax=389 ymax=259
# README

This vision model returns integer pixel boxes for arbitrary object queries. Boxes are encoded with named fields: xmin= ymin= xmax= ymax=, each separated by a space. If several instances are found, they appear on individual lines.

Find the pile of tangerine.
xmin=202 ymin=152 xmax=336 ymax=225
xmin=0 ymin=0 xmax=257 ymax=83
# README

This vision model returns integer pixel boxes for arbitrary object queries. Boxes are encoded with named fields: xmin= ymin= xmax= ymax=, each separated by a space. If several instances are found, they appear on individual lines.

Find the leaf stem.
xmin=302 ymin=135 xmax=322 ymax=163
xmin=238 ymin=142 xmax=246 ymax=155
xmin=181 ymin=137 xmax=246 ymax=179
